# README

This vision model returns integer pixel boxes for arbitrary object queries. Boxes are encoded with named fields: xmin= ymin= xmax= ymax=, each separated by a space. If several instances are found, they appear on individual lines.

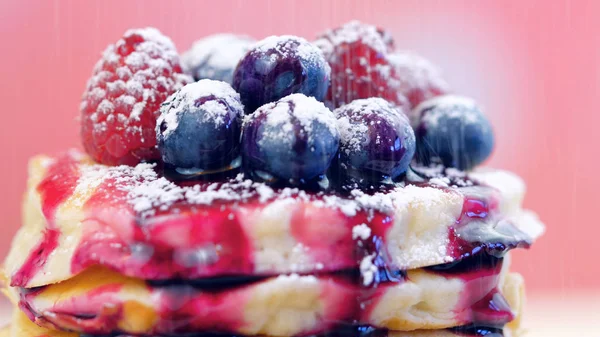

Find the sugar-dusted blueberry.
xmin=242 ymin=94 xmax=339 ymax=184
xmin=412 ymin=95 xmax=494 ymax=171
xmin=232 ymin=36 xmax=331 ymax=114
xmin=334 ymin=98 xmax=416 ymax=183
xmin=156 ymin=80 xmax=244 ymax=173
xmin=181 ymin=34 xmax=255 ymax=84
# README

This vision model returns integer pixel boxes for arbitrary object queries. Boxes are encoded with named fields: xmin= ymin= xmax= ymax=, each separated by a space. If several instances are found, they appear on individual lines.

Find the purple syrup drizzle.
xmin=78 ymin=324 xmax=504 ymax=337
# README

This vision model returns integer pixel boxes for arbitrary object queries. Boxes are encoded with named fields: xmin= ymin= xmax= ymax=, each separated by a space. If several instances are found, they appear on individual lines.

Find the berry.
xmin=315 ymin=21 xmax=407 ymax=109
xmin=181 ymin=34 xmax=255 ymax=84
xmin=388 ymin=52 xmax=449 ymax=110
xmin=156 ymin=80 xmax=244 ymax=172
xmin=232 ymin=36 xmax=330 ymax=114
xmin=334 ymin=98 xmax=415 ymax=182
xmin=413 ymin=95 xmax=494 ymax=171
xmin=242 ymin=94 xmax=339 ymax=183
xmin=80 ymin=28 xmax=192 ymax=165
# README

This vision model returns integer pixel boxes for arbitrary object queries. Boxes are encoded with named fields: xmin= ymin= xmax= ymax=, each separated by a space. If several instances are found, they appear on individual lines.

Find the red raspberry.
xmin=315 ymin=21 xmax=408 ymax=110
xmin=389 ymin=52 xmax=449 ymax=110
xmin=80 ymin=28 xmax=192 ymax=166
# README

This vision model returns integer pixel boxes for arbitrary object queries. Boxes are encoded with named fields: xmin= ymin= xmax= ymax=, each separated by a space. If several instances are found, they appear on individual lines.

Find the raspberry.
xmin=315 ymin=21 xmax=407 ymax=110
xmin=80 ymin=28 xmax=192 ymax=166
xmin=389 ymin=52 xmax=449 ymax=110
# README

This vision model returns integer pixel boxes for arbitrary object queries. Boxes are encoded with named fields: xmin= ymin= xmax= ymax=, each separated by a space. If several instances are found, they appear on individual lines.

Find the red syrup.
xmin=14 ymin=156 xmax=524 ymax=336
xmin=11 ymin=154 xmax=81 ymax=287
xmin=73 ymin=177 xmax=255 ymax=280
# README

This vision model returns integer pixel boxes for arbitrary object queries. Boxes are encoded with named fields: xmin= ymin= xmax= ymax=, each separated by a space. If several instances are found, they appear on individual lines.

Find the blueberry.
xmin=232 ymin=35 xmax=331 ymax=114
xmin=181 ymin=34 xmax=255 ymax=84
xmin=156 ymin=80 xmax=244 ymax=173
xmin=333 ymin=98 xmax=416 ymax=183
xmin=412 ymin=95 xmax=494 ymax=171
xmin=242 ymin=94 xmax=339 ymax=183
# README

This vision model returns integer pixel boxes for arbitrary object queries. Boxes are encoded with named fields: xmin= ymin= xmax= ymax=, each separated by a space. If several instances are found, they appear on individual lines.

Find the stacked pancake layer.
xmin=1 ymin=151 xmax=544 ymax=337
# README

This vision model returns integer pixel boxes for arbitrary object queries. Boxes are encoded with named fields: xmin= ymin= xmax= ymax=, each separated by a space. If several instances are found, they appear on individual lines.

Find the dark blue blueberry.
xmin=413 ymin=95 xmax=495 ymax=171
xmin=156 ymin=80 xmax=244 ymax=173
xmin=242 ymin=94 xmax=339 ymax=183
xmin=333 ymin=98 xmax=416 ymax=183
xmin=232 ymin=35 xmax=331 ymax=114
xmin=181 ymin=34 xmax=255 ymax=84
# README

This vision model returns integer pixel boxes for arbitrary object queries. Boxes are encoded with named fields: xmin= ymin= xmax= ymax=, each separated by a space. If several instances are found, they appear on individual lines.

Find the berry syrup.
xmin=15 ymin=155 xmax=522 ymax=335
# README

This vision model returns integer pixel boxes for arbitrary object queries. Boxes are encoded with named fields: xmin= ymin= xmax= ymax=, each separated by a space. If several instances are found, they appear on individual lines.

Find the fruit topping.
xmin=388 ymin=52 xmax=449 ymax=110
xmin=232 ymin=35 xmax=330 ymax=114
xmin=181 ymin=34 xmax=255 ymax=83
xmin=315 ymin=20 xmax=395 ymax=62
xmin=333 ymin=98 xmax=415 ymax=183
xmin=412 ymin=95 xmax=494 ymax=171
xmin=80 ymin=27 xmax=192 ymax=166
xmin=241 ymin=93 xmax=339 ymax=184
xmin=156 ymin=80 xmax=244 ymax=175
xmin=315 ymin=21 xmax=407 ymax=109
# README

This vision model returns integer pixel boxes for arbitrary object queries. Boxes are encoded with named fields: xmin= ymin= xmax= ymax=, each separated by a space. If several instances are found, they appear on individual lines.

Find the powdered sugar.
xmin=80 ymin=27 xmax=192 ymax=164
xmin=250 ymin=94 xmax=339 ymax=148
xmin=352 ymin=223 xmax=372 ymax=240
xmin=388 ymin=52 xmax=449 ymax=107
xmin=360 ymin=254 xmax=378 ymax=286
xmin=315 ymin=20 xmax=391 ymax=60
xmin=251 ymin=35 xmax=330 ymax=76
xmin=412 ymin=95 xmax=480 ymax=128
xmin=334 ymin=98 xmax=409 ymax=155
xmin=181 ymin=34 xmax=255 ymax=83
xmin=157 ymin=80 xmax=244 ymax=139
xmin=411 ymin=164 xmax=476 ymax=188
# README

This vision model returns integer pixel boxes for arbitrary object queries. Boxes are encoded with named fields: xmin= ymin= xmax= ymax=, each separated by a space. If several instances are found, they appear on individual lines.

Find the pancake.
xmin=1 ymin=310 xmax=516 ymax=337
xmin=10 ymin=254 xmax=522 ymax=336
xmin=4 ymin=151 xmax=543 ymax=289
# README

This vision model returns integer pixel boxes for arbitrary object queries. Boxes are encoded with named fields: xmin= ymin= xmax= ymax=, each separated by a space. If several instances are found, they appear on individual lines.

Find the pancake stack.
xmin=1 ymin=21 xmax=544 ymax=337
xmin=1 ymin=152 xmax=543 ymax=337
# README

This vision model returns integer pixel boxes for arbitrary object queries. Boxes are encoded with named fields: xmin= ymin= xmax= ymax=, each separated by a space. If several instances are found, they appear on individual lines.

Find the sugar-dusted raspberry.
xmin=389 ymin=52 xmax=449 ymax=110
xmin=80 ymin=27 xmax=192 ymax=166
xmin=315 ymin=21 xmax=407 ymax=110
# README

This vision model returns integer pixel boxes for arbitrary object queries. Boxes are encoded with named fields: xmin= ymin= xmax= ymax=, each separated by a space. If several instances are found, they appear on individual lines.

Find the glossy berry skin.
xmin=334 ymin=98 xmax=416 ymax=182
xmin=232 ymin=36 xmax=330 ymax=114
xmin=156 ymin=80 xmax=244 ymax=172
xmin=413 ymin=95 xmax=494 ymax=171
xmin=242 ymin=94 xmax=339 ymax=183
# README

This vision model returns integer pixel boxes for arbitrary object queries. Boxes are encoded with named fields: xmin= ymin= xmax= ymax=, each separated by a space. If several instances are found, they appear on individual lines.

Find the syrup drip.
xmin=11 ymin=155 xmax=80 ymax=287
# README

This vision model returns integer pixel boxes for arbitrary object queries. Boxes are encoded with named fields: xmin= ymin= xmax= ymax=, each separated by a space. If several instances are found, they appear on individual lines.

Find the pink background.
xmin=0 ymin=0 xmax=598 ymax=294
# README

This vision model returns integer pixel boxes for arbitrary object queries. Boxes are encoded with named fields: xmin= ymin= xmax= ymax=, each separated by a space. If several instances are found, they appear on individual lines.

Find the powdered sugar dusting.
xmin=157 ymin=80 xmax=244 ymax=139
xmin=80 ymin=27 xmax=192 ymax=163
xmin=250 ymin=94 xmax=339 ymax=148
xmin=181 ymin=34 xmax=255 ymax=83
xmin=413 ymin=95 xmax=482 ymax=129
xmin=315 ymin=20 xmax=390 ymax=59
xmin=335 ymin=98 xmax=409 ymax=155
xmin=251 ymin=35 xmax=330 ymax=76
xmin=388 ymin=51 xmax=449 ymax=106
xmin=360 ymin=254 xmax=378 ymax=286
xmin=352 ymin=223 xmax=372 ymax=240
xmin=411 ymin=164 xmax=476 ymax=188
